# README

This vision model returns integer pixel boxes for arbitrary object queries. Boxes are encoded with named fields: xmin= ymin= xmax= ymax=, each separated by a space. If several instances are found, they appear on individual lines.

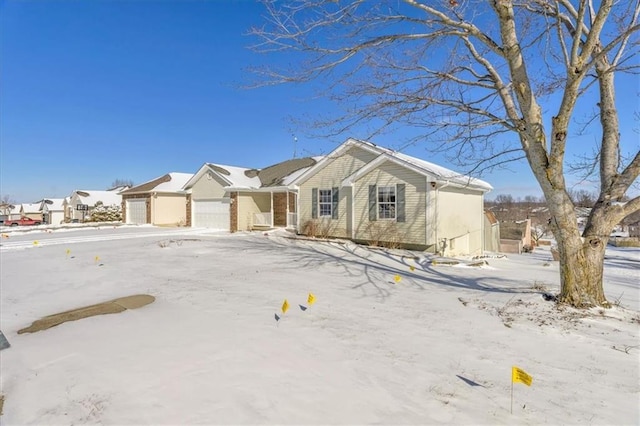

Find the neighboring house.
xmin=66 ymin=189 xmax=124 ymax=222
xmin=0 ymin=203 xmax=18 ymax=224
xmin=292 ymin=138 xmax=492 ymax=256
xmin=39 ymin=198 xmax=66 ymax=225
xmin=182 ymin=158 xmax=318 ymax=231
xmin=121 ymin=173 xmax=193 ymax=226
xmin=484 ymin=210 xmax=501 ymax=253
xmin=20 ymin=203 xmax=44 ymax=221
xmin=499 ymin=219 xmax=532 ymax=254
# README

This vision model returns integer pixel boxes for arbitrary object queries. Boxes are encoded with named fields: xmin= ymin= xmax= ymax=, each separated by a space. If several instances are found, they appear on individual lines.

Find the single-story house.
xmin=20 ymin=203 xmax=44 ymax=221
xmin=0 ymin=203 xmax=18 ymax=223
xmin=39 ymin=198 xmax=66 ymax=225
xmin=65 ymin=189 xmax=124 ymax=222
xmin=121 ymin=173 xmax=193 ymax=226
xmin=292 ymin=138 xmax=493 ymax=256
xmin=182 ymin=158 xmax=319 ymax=231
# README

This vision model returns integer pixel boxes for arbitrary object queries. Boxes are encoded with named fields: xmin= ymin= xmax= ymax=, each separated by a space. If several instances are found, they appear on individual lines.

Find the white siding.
xmin=435 ymin=187 xmax=484 ymax=256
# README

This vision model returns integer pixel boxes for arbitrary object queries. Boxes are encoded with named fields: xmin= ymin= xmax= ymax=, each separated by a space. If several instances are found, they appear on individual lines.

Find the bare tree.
xmin=250 ymin=0 xmax=640 ymax=308
xmin=110 ymin=179 xmax=134 ymax=189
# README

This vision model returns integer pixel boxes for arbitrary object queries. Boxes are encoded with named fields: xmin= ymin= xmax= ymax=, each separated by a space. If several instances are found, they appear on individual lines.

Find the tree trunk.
xmin=555 ymin=232 xmax=609 ymax=307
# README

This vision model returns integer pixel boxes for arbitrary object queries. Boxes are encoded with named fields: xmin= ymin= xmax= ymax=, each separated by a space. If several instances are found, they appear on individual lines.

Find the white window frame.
xmin=377 ymin=185 xmax=396 ymax=220
xmin=318 ymin=189 xmax=332 ymax=217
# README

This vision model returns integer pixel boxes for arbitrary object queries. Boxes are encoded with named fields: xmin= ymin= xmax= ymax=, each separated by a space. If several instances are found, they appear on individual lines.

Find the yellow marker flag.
xmin=33 ymin=241 xmax=39 ymax=246
xmin=66 ymin=249 xmax=71 ymax=256
xmin=308 ymin=293 xmax=316 ymax=305
xmin=95 ymin=256 xmax=100 ymax=263
xmin=410 ymin=265 xmax=415 ymax=272
xmin=512 ymin=366 xmax=533 ymax=386
xmin=281 ymin=299 xmax=289 ymax=314
xmin=394 ymin=274 xmax=401 ymax=283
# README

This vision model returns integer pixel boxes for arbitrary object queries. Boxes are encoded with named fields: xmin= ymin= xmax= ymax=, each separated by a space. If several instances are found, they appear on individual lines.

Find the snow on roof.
xmin=151 ymin=173 xmax=193 ymax=192
xmin=122 ymin=172 xmax=193 ymax=194
xmin=381 ymin=148 xmax=493 ymax=192
xmin=20 ymin=203 xmax=42 ymax=214
xmin=41 ymin=198 xmax=66 ymax=211
xmin=74 ymin=190 xmax=123 ymax=207
xmin=208 ymin=164 xmax=261 ymax=188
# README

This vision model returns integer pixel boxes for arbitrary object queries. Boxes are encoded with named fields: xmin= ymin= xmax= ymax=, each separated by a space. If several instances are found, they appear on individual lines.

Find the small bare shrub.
xmin=366 ymin=221 xmax=407 ymax=249
xmin=301 ymin=219 xmax=335 ymax=239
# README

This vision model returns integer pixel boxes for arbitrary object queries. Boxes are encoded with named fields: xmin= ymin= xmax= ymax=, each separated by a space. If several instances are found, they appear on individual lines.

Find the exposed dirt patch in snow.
xmin=17 ymin=295 xmax=155 ymax=334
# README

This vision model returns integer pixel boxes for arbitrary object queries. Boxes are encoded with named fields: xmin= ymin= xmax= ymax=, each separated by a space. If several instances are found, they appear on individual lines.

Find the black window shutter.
xmin=368 ymin=185 xmax=377 ymax=221
xmin=311 ymin=188 xmax=318 ymax=219
xmin=332 ymin=187 xmax=339 ymax=219
xmin=397 ymin=184 xmax=406 ymax=222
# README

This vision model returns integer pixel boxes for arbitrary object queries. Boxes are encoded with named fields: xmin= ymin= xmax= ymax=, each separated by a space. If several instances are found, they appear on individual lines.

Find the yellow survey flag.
xmin=33 ymin=241 xmax=39 ymax=246
xmin=394 ymin=274 xmax=401 ymax=283
xmin=410 ymin=265 xmax=415 ymax=272
xmin=281 ymin=299 xmax=289 ymax=314
xmin=66 ymin=249 xmax=71 ymax=256
xmin=307 ymin=293 xmax=316 ymax=305
xmin=512 ymin=366 xmax=533 ymax=386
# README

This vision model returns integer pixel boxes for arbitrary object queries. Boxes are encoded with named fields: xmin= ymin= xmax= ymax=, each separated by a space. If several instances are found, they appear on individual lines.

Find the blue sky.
xmin=1 ymin=1 xmax=637 ymax=203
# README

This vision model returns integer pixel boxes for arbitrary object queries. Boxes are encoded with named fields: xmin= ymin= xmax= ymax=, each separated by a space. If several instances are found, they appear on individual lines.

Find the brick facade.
xmin=273 ymin=193 xmax=287 ymax=227
xmin=230 ymin=192 xmax=238 ymax=232
xmin=185 ymin=194 xmax=192 ymax=227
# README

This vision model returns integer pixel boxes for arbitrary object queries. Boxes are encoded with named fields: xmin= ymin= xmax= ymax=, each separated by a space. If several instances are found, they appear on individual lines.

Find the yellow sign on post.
xmin=307 ymin=293 xmax=316 ymax=305
xmin=512 ymin=366 xmax=533 ymax=386
xmin=281 ymin=299 xmax=289 ymax=314
xmin=511 ymin=366 xmax=532 ymax=414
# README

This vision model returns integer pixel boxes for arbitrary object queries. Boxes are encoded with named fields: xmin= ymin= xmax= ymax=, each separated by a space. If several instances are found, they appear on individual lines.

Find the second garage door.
xmin=192 ymin=199 xmax=230 ymax=230
xmin=126 ymin=199 xmax=147 ymax=224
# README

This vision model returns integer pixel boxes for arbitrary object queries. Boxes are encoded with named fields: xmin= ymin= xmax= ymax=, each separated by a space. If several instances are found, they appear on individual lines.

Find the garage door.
xmin=192 ymin=199 xmax=229 ymax=230
xmin=126 ymin=199 xmax=147 ymax=224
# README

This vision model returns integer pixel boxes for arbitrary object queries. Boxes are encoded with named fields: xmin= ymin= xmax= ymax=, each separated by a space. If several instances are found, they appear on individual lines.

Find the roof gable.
xmin=122 ymin=173 xmax=193 ymax=194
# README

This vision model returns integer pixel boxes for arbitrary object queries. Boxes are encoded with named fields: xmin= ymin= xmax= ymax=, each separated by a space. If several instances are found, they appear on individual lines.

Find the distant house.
xmin=182 ymin=158 xmax=318 ymax=231
xmin=0 ymin=203 xmax=18 ymax=224
xmin=292 ymin=138 xmax=492 ymax=255
xmin=39 ymin=198 xmax=66 ymax=225
xmin=66 ymin=189 xmax=124 ymax=222
xmin=120 ymin=173 xmax=193 ymax=226
xmin=499 ymin=219 xmax=532 ymax=254
xmin=20 ymin=203 xmax=43 ymax=221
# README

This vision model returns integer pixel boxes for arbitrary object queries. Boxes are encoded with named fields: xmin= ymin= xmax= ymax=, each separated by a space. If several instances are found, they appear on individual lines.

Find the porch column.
xmin=270 ymin=192 xmax=274 ymax=227
xmin=285 ymin=190 xmax=290 ymax=227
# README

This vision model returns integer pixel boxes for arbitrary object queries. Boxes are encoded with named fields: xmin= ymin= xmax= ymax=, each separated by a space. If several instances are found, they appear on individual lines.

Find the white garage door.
xmin=126 ymin=199 xmax=147 ymax=224
xmin=192 ymin=199 xmax=229 ymax=230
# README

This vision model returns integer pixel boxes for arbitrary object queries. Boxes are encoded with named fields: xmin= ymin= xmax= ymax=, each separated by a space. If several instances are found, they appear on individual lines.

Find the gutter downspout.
xmin=435 ymin=181 xmax=451 ymax=256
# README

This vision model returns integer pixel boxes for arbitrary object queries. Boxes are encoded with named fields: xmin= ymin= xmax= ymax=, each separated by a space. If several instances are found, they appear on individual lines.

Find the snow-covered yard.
xmin=1 ymin=228 xmax=638 ymax=424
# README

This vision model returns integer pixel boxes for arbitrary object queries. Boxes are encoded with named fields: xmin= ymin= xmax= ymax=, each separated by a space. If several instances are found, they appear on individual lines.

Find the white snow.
xmin=208 ymin=163 xmax=262 ymax=188
xmin=0 ymin=228 xmax=638 ymax=424
xmin=151 ymin=172 xmax=194 ymax=193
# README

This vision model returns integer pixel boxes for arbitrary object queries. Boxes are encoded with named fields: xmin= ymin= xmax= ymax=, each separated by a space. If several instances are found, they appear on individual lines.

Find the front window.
xmin=318 ymin=189 xmax=332 ymax=217
xmin=378 ymin=186 xmax=396 ymax=219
